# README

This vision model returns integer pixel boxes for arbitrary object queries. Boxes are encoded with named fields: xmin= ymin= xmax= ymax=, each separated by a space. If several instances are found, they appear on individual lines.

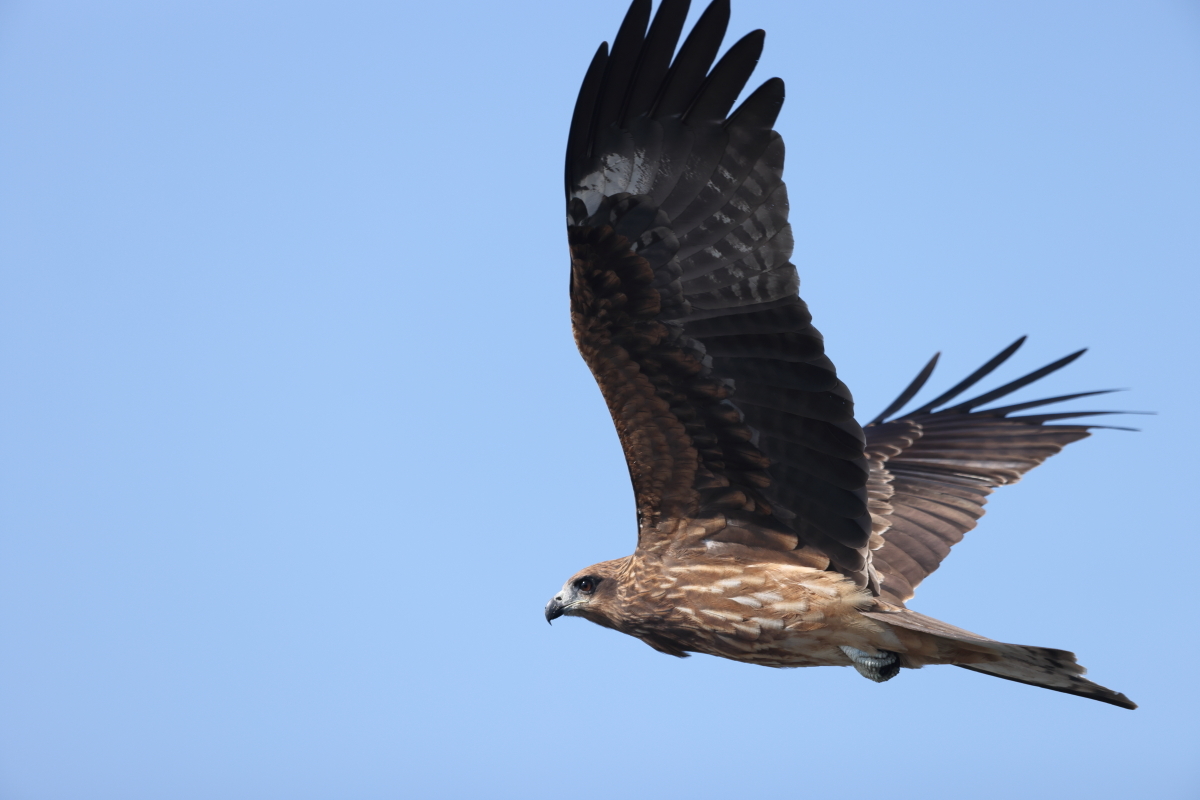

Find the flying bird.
xmin=545 ymin=0 xmax=1135 ymax=709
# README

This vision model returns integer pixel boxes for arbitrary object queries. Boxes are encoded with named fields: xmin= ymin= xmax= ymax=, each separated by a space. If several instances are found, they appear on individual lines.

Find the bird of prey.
xmin=544 ymin=0 xmax=1135 ymax=709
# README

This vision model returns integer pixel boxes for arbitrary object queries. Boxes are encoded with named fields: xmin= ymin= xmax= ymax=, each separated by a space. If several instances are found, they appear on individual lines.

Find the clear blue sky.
xmin=2 ymin=1 xmax=1198 ymax=798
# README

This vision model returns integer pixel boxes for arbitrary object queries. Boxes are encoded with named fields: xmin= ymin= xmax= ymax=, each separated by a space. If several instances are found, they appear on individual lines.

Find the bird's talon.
xmin=840 ymin=646 xmax=901 ymax=683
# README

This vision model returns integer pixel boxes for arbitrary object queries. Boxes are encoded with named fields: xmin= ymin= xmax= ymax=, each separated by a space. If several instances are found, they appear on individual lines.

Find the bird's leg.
xmin=840 ymin=646 xmax=901 ymax=683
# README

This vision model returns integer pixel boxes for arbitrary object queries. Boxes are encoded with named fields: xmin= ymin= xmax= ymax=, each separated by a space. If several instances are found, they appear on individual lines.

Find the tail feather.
xmin=863 ymin=607 xmax=1136 ymax=709
xmin=957 ymin=645 xmax=1137 ymax=710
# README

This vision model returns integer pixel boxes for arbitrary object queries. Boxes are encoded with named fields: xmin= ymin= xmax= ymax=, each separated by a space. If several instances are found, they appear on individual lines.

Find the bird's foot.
xmin=840 ymin=646 xmax=901 ymax=683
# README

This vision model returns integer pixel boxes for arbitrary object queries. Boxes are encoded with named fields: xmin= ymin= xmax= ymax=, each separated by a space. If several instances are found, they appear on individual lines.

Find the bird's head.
xmin=544 ymin=560 xmax=623 ymax=627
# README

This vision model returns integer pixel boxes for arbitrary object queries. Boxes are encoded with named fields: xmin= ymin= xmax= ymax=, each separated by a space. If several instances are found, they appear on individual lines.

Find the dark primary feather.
xmin=904 ymin=337 xmax=1028 ymax=417
xmin=566 ymin=0 xmax=876 ymax=584
xmin=866 ymin=339 xmax=1123 ymax=604
xmin=868 ymin=353 xmax=939 ymax=425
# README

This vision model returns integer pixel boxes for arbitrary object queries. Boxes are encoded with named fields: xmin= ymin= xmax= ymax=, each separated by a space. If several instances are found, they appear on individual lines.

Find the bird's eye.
xmin=576 ymin=577 xmax=596 ymax=594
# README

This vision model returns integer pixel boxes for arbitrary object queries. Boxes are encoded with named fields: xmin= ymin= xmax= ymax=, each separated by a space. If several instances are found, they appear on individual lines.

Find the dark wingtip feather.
xmin=1008 ymin=408 xmax=1152 ymax=432
xmin=622 ymin=0 xmax=691 ymax=122
xmin=726 ymin=75 xmax=785 ymax=131
xmin=869 ymin=352 xmax=940 ymax=425
xmin=1011 ymin=410 xmax=1132 ymax=423
xmin=653 ymin=0 xmax=731 ymax=116
xmin=906 ymin=337 xmax=1026 ymax=416
xmin=565 ymin=42 xmax=610 ymax=194
xmin=592 ymin=0 xmax=652 ymax=136
xmin=939 ymin=348 xmax=1087 ymax=414
xmin=875 ymin=341 xmax=1145 ymax=429
xmin=979 ymin=389 xmax=1120 ymax=417
xmin=683 ymin=29 xmax=765 ymax=124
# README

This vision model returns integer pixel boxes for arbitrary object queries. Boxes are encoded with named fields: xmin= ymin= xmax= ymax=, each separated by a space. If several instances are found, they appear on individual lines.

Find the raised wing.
xmin=567 ymin=0 xmax=876 ymax=585
xmin=866 ymin=338 xmax=1129 ymax=604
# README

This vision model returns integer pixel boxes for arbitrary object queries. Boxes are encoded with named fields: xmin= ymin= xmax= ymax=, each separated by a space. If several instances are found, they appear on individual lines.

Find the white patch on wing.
xmin=628 ymin=147 xmax=655 ymax=194
xmin=752 ymin=617 xmax=785 ymax=631
xmin=601 ymin=153 xmax=633 ymax=195
xmin=673 ymin=564 xmax=728 ymax=574
xmin=770 ymin=600 xmax=810 ymax=614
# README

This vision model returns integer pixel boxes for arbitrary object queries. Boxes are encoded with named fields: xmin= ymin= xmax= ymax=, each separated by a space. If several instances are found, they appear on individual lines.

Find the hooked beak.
xmin=544 ymin=595 xmax=564 ymax=624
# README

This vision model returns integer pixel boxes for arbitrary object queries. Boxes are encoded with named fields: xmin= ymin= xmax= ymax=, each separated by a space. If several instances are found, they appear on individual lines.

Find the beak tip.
xmin=544 ymin=597 xmax=564 ymax=625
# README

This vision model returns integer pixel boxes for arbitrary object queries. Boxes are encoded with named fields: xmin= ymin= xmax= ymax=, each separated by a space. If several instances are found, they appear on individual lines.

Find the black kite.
xmin=544 ymin=0 xmax=1135 ymax=709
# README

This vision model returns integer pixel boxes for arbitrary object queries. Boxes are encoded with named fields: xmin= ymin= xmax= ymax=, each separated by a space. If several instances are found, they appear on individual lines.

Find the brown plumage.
xmin=545 ymin=0 xmax=1136 ymax=709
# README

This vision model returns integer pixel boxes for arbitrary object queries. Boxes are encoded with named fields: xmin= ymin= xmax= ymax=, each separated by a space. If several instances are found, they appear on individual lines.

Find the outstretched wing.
xmin=566 ymin=0 xmax=876 ymax=584
xmin=866 ymin=338 xmax=1129 ymax=604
